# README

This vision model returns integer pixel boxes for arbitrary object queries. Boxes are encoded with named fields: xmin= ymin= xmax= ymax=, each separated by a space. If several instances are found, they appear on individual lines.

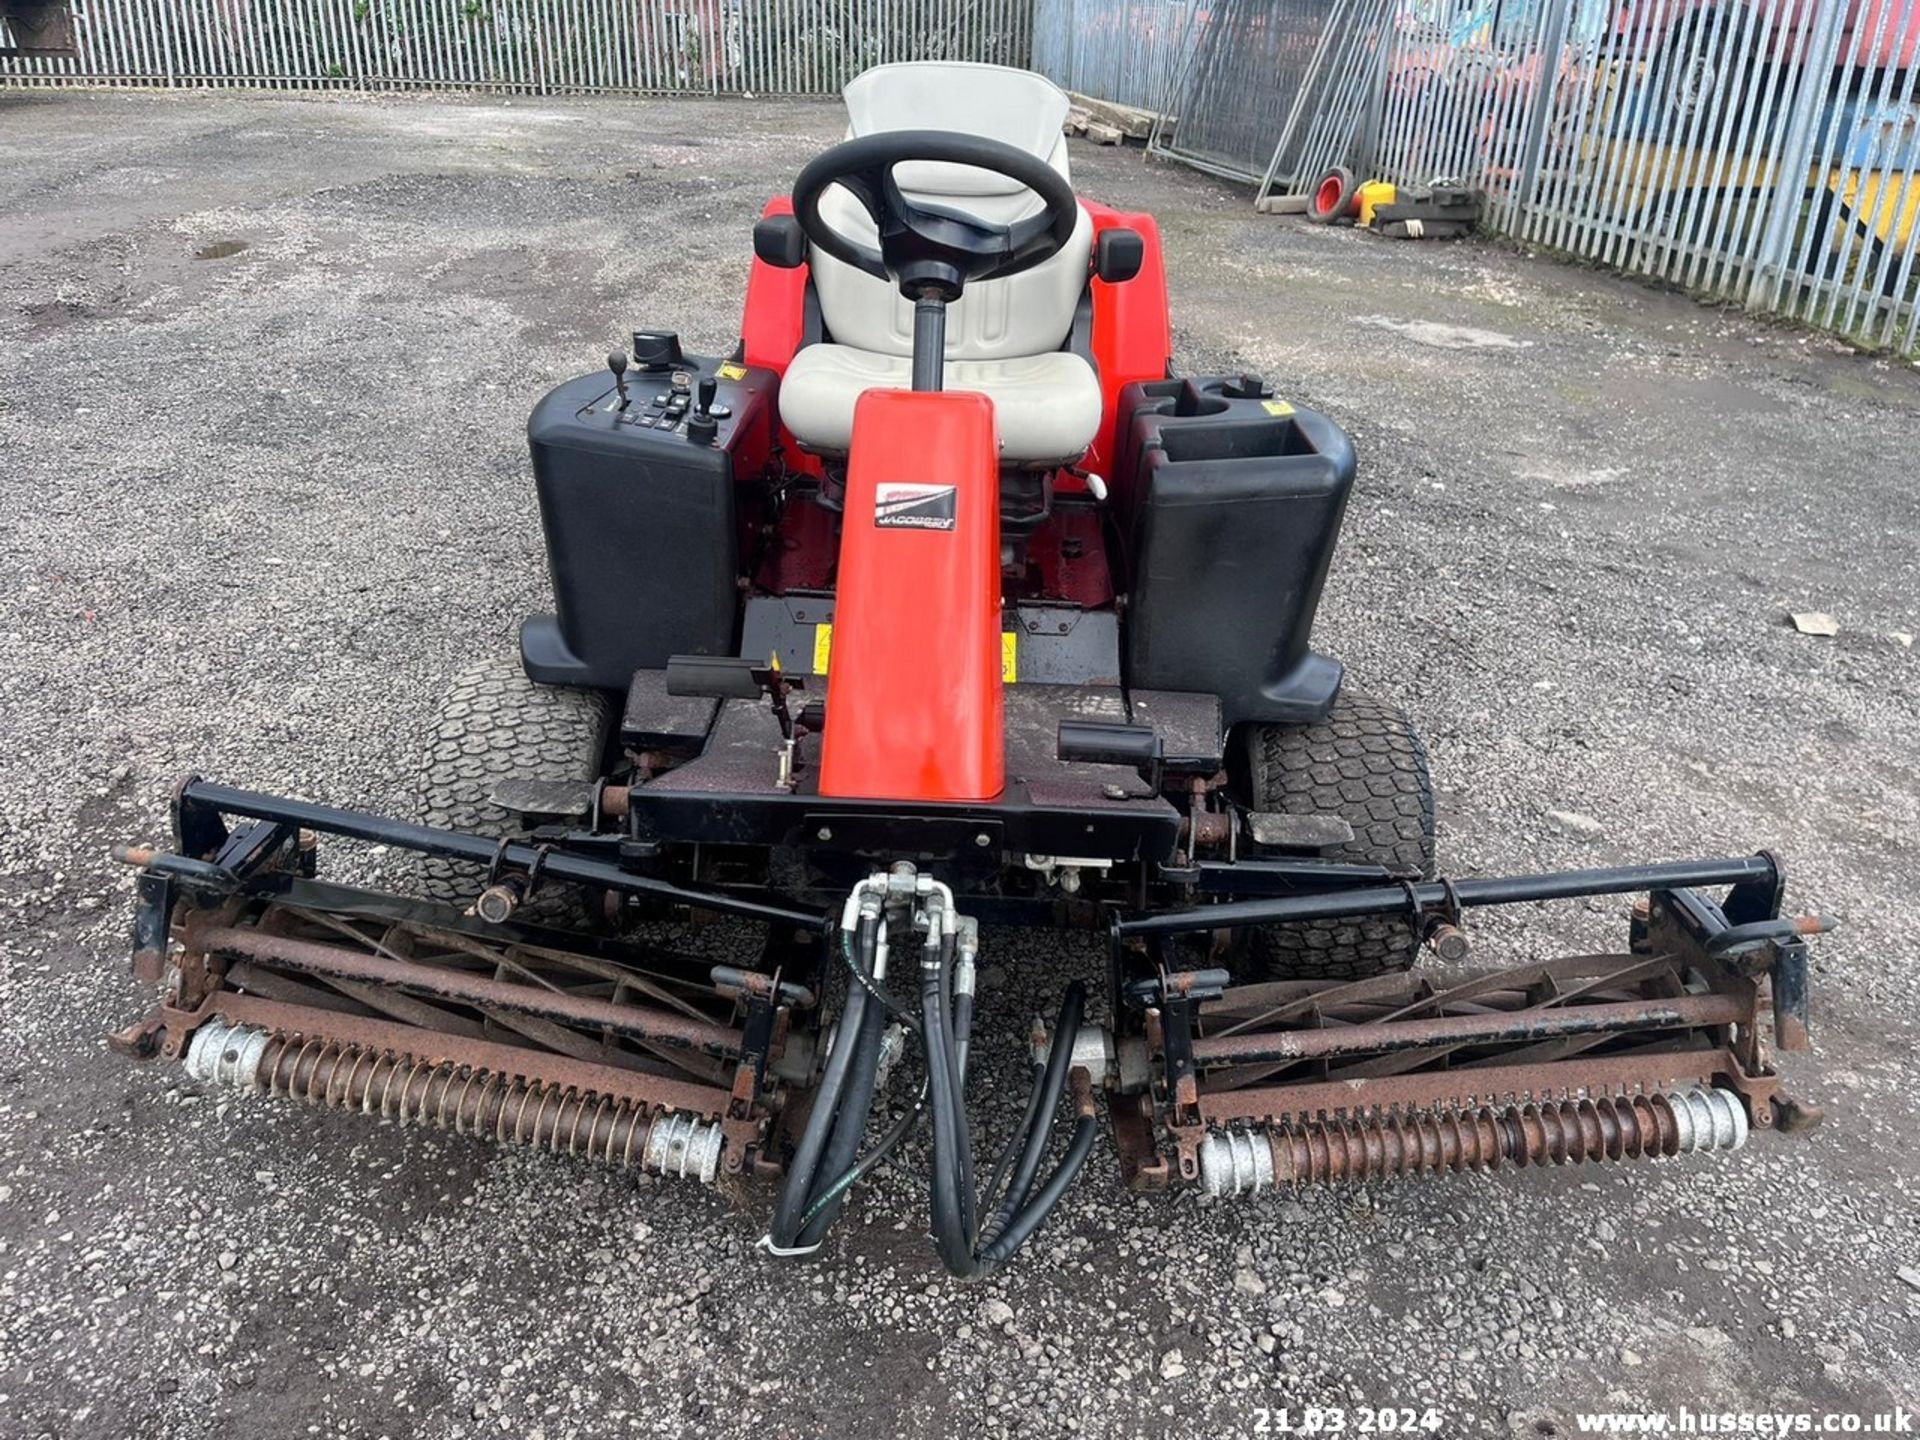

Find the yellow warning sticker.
xmin=717 ymin=362 xmax=748 ymax=381
xmin=1261 ymin=399 xmax=1296 ymax=417
xmin=811 ymin=622 xmax=1018 ymax=683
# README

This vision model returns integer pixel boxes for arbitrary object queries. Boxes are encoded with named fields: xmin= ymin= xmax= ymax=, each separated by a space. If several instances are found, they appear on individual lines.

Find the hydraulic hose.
xmin=974 ymin=1042 xmax=1052 ymax=1229
xmin=769 ymin=874 xmax=1099 ymax=1275
xmin=924 ymin=959 xmax=1096 ymax=1277
xmin=799 ymin=919 xmax=974 ymax=1237
xmin=793 ymin=992 xmax=889 ymax=1248
xmin=767 ymin=911 xmax=879 ymax=1253
xmin=978 ymin=1072 xmax=1098 ymax=1268
xmin=923 ymin=947 xmax=979 ymax=1276
xmin=952 ymin=980 xmax=978 ymax=1226
xmin=979 ymin=981 xmax=1084 ymax=1244
xmin=796 ymin=1075 xmax=927 ymax=1231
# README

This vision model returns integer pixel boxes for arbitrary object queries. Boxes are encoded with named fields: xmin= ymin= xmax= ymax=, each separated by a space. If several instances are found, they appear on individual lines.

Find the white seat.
xmin=781 ymin=347 xmax=1102 ymax=464
xmin=778 ymin=62 xmax=1102 ymax=468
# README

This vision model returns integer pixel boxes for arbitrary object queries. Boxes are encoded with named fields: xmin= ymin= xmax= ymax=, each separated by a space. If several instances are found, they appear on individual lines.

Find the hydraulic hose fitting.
xmin=841 ymin=871 xmax=889 ymax=933
xmin=954 ymin=916 xmax=980 ymax=987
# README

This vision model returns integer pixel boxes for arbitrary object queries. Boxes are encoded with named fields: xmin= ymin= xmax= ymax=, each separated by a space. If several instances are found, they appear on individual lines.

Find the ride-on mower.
xmin=111 ymin=63 xmax=1829 ymax=1277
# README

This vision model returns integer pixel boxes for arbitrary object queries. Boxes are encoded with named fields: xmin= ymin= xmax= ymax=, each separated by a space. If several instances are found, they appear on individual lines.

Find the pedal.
xmin=490 ymin=777 xmax=595 ymax=822
xmin=1246 ymin=811 xmax=1355 ymax=850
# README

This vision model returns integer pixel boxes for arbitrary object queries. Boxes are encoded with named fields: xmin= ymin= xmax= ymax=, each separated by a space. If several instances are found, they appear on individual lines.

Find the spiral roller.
xmin=185 ymin=1017 xmax=723 ymax=1182
xmin=1198 ymin=1087 xmax=1750 ymax=1196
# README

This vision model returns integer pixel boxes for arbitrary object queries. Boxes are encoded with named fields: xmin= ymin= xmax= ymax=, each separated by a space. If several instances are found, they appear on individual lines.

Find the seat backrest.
xmin=809 ymin=62 xmax=1094 ymax=363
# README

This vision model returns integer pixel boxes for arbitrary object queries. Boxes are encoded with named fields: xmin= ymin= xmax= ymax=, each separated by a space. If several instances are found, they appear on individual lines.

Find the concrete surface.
xmin=2 ymin=89 xmax=1918 ymax=1439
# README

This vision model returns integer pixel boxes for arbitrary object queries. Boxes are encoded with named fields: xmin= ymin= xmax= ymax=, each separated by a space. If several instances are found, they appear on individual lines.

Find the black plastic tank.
xmin=519 ymin=353 xmax=773 ymax=692
xmin=1115 ymin=376 xmax=1353 ymax=726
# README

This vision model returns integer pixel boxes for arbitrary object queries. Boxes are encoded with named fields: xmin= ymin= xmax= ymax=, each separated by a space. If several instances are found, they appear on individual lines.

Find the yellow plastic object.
xmin=1357 ymin=181 xmax=1397 ymax=228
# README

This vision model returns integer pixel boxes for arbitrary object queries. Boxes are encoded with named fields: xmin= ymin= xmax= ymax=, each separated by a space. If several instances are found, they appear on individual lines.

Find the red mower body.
xmin=739 ymin=194 xmax=1172 ymax=805
xmin=818 ymin=390 xmax=1006 ymax=802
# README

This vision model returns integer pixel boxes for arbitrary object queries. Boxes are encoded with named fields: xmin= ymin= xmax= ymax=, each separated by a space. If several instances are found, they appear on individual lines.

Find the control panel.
xmin=590 ymin=331 xmax=751 ymax=448
xmin=521 ymin=330 xmax=777 ymax=690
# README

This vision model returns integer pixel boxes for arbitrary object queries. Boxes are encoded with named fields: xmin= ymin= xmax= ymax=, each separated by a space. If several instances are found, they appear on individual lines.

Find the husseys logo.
xmin=874 ymin=482 xmax=957 ymax=531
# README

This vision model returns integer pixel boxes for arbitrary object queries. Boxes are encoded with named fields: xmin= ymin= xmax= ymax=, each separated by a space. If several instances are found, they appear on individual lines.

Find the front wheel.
xmin=1231 ymin=689 xmax=1437 ymax=981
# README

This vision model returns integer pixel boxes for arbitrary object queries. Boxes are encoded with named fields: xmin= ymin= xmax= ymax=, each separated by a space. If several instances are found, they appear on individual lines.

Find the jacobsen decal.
xmin=874 ymin=482 xmax=958 ymax=532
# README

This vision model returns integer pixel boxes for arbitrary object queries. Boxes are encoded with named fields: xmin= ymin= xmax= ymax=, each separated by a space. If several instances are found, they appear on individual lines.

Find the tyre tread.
xmin=410 ymin=656 xmax=610 ymax=904
xmin=1239 ymin=690 xmax=1436 ymax=981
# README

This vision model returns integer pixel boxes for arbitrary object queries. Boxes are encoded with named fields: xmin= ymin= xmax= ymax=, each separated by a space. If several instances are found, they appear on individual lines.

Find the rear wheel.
xmin=407 ymin=655 xmax=612 ymax=907
xmin=1232 ymin=689 xmax=1436 ymax=981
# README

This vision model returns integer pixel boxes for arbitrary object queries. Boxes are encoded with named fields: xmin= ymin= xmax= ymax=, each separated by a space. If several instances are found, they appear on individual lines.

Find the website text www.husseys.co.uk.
xmin=1575 ymin=1407 xmax=1913 ymax=1436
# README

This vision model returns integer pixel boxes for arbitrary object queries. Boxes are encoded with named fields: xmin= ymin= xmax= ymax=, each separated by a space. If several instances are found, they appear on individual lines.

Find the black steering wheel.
xmin=791 ymin=130 xmax=1081 ymax=302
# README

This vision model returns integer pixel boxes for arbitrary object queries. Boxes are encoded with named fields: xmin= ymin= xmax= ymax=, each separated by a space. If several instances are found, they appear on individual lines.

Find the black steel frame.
xmin=154 ymin=779 xmax=1796 ymax=956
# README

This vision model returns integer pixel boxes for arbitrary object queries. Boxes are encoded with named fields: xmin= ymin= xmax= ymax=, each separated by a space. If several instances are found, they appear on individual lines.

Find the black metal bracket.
xmin=1770 ymin=939 xmax=1812 ymax=1051
xmin=1158 ymin=993 xmax=1200 ymax=1126
xmin=169 ymin=779 xmax=827 ymax=930
xmin=733 ymin=991 xmax=780 ymax=1117
xmin=1118 ymin=854 xmax=1785 ymax=938
xmin=131 ymin=870 xmax=176 ymax=982
xmin=1653 ymin=885 xmax=1823 ymax=1052
xmin=1723 ymin=848 xmax=1786 ymax=926
xmin=171 ymin=774 xmax=229 ymax=859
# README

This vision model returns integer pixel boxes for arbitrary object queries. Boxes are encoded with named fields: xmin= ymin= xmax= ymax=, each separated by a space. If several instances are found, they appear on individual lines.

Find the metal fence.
xmin=0 ymin=0 xmax=1034 ymax=93
xmin=1029 ymin=0 xmax=1190 ymax=112
xmin=1054 ymin=0 xmax=1920 ymax=357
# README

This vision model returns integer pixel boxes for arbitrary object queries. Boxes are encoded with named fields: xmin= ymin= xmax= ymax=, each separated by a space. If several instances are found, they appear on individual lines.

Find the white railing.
xmin=0 ymin=0 xmax=1035 ymax=95
xmin=1040 ymin=0 xmax=1920 ymax=357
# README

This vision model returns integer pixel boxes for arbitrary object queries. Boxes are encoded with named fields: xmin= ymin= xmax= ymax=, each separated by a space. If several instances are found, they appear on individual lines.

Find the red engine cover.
xmin=818 ymin=390 xmax=1004 ymax=802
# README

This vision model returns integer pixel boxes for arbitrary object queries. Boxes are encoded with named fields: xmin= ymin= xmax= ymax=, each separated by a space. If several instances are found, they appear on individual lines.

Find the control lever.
xmin=1058 ymin=719 xmax=1163 ymax=791
xmin=666 ymin=652 xmax=810 ymax=791
xmin=666 ymin=653 xmax=804 ymax=739
xmin=687 ymin=375 xmax=720 ymax=445
xmin=606 ymin=349 xmax=630 ymax=410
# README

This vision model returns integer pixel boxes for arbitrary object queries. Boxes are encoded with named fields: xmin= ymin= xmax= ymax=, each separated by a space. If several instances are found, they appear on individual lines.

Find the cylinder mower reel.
xmin=104 ymin=61 xmax=1830 ymax=1280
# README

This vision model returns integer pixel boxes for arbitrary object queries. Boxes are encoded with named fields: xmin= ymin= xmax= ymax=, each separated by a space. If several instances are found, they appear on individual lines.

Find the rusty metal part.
xmin=1181 ymin=810 xmax=1232 ymax=850
xmin=183 ymin=1014 xmax=727 ymax=1179
xmin=185 ymin=920 xmax=745 ymax=1057
xmin=1197 ymin=1048 xmax=1771 ymax=1129
xmin=1423 ymin=921 xmax=1471 ymax=963
xmin=1773 ymin=1094 xmax=1826 ymax=1134
xmin=1189 ymin=991 xmax=1749 ymax=1068
xmin=167 ymin=991 xmax=736 ymax=1113
xmin=1198 ymin=1086 xmax=1750 ymax=1194
xmin=1177 ymin=776 xmax=1232 ymax=856
xmin=711 ymin=965 xmax=816 ymax=1009
xmin=1128 ymin=940 xmax=1797 ymax=1191
xmin=472 ymin=877 xmax=528 ymax=925
xmin=1110 ymin=1091 xmax=1169 ymax=1188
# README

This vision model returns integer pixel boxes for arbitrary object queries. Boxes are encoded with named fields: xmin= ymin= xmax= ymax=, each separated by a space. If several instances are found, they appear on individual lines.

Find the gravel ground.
xmin=3 ymin=89 xmax=1919 ymax=1439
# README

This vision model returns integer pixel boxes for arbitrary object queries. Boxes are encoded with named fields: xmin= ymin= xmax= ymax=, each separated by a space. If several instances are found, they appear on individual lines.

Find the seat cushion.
xmin=780 ymin=345 xmax=1102 ymax=467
